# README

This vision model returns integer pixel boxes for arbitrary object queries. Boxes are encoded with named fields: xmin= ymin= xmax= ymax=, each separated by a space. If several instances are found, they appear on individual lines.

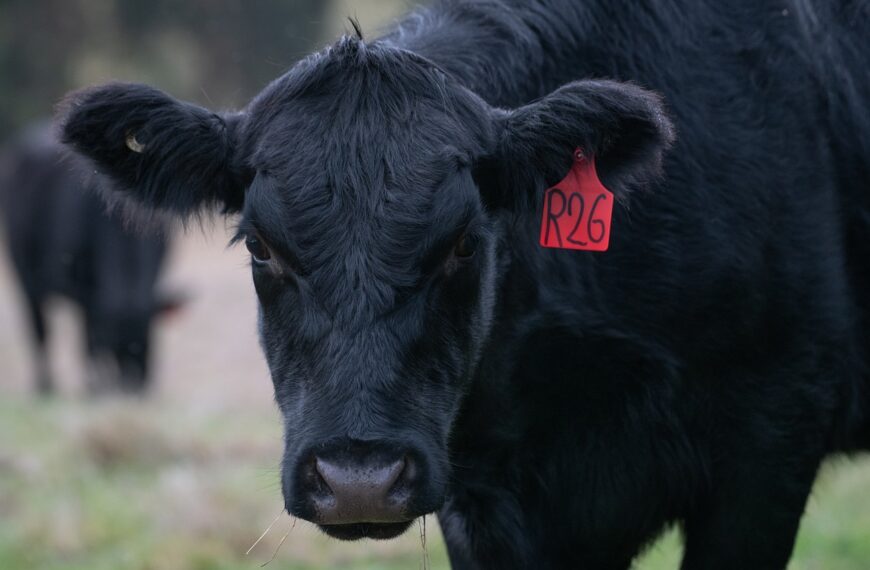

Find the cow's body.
xmin=59 ymin=0 xmax=870 ymax=567
xmin=396 ymin=2 xmax=870 ymax=567
xmin=0 ymin=125 xmax=171 ymax=394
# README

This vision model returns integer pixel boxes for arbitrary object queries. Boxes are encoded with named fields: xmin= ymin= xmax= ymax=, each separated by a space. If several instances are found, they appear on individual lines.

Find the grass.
xmin=0 ymin=395 xmax=449 ymax=570
xmin=0 ymin=395 xmax=868 ymax=569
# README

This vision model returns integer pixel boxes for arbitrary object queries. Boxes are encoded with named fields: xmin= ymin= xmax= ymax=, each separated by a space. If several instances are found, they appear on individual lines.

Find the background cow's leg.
xmin=83 ymin=312 xmax=112 ymax=395
xmin=24 ymin=291 xmax=52 ymax=395
xmin=118 ymin=361 xmax=148 ymax=394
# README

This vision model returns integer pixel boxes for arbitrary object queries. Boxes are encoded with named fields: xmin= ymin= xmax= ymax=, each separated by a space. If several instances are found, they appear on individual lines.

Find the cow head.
xmin=59 ymin=36 xmax=672 ymax=539
xmin=84 ymin=217 xmax=172 ymax=394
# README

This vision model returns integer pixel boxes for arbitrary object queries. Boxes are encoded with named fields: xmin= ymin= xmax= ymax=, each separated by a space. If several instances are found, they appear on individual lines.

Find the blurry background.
xmin=0 ymin=1 xmax=868 ymax=569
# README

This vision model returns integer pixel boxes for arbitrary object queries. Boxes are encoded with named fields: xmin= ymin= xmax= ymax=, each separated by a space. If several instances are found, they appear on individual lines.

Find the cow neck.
xmin=389 ymin=0 xmax=678 ymax=108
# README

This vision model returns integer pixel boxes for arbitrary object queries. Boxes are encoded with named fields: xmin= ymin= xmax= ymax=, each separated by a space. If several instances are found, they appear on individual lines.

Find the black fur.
xmin=490 ymin=79 xmax=675 ymax=208
xmin=1 ymin=124 xmax=173 ymax=394
xmin=60 ymin=83 xmax=249 ymax=217
xmin=58 ymin=0 xmax=870 ymax=568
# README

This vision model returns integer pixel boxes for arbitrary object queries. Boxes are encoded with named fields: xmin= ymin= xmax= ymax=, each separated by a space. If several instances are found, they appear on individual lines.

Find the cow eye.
xmin=245 ymin=235 xmax=272 ymax=263
xmin=454 ymin=233 xmax=478 ymax=258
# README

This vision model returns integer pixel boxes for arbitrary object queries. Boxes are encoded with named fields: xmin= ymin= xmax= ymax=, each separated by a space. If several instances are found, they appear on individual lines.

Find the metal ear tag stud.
xmin=125 ymin=132 xmax=145 ymax=153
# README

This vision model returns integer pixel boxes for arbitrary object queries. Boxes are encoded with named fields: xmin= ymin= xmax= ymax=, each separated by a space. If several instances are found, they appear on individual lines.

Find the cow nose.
xmin=309 ymin=453 xmax=412 ymax=524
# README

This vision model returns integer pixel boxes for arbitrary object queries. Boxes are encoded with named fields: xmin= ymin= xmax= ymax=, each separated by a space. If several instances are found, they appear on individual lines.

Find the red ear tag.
xmin=539 ymin=149 xmax=614 ymax=252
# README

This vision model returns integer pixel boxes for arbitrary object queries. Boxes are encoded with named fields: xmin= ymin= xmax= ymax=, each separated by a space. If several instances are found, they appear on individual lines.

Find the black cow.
xmin=58 ymin=0 xmax=870 ymax=567
xmin=0 ymin=124 xmax=174 ymax=395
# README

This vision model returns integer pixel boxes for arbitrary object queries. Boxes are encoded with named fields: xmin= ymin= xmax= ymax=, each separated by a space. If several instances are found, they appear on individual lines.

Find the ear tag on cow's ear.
xmin=539 ymin=149 xmax=614 ymax=252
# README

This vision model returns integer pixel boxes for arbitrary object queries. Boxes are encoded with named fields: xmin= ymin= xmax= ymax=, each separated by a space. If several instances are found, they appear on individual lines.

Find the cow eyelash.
xmin=232 ymin=226 xmax=308 ymax=278
xmin=230 ymin=226 xmax=274 ymax=266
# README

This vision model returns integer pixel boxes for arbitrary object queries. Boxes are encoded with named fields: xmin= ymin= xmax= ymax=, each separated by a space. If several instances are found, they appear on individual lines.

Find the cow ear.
xmin=58 ymin=83 xmax=250 ymax=219
xmin=480 ymin=80 xmax=675 ymax=208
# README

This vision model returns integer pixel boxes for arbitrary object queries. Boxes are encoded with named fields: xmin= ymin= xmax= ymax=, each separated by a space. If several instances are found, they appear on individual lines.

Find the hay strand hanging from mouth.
xmin=246 ymin=508 xmax=285 ymax=556
xmin=419 ymin=516 xmax=430 ymax=570
xmin=261 ymin=517 xmax=296 ymax=567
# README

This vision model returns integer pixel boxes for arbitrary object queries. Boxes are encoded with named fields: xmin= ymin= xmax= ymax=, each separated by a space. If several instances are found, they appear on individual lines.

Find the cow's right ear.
xmin=477 ymin=80 xmax=674 ymax=209
xmin=59 ymin=83 xmax=250 ymax=218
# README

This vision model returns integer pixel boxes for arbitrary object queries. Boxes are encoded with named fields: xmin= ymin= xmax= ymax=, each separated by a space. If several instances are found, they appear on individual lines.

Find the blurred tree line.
xmin=0 ymin=0 xmax=413 ymax=141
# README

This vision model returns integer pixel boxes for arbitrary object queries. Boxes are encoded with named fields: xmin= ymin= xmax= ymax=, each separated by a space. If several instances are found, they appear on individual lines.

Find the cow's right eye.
xmin=245 ymin=235 xmax=272 ymax=264
xmin=454 ymin=232 xmax=478 ymax=258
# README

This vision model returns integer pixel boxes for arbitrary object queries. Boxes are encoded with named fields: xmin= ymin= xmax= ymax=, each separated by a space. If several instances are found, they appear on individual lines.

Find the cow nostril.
xmin=389 ymin=454 xmax=415 ymax=495
xmin=399 ymin=454 xmax=416 ymax=485
xmin=307 ymin=456 xmax=331 ymax=496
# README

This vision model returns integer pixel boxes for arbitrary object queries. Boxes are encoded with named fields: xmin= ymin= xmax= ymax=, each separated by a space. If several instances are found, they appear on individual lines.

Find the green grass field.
xmin=0 ymin=395 xmax=868 ymax=570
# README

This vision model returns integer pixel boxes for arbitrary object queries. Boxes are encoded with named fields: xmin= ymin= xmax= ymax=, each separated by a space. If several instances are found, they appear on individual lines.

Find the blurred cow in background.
xmin=0 ymin=123 xmax=177 ymax=395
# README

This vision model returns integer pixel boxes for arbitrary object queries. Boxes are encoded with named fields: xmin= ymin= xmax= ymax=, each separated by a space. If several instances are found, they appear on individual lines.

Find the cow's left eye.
xmin=245 ymin=235 xmax=272 ymax=264
xmin=454 ymin=233 xmax=478 ymax=258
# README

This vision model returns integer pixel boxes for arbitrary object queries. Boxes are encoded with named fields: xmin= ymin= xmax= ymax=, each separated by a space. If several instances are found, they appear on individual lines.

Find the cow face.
xmin=60 ymin=36 xmax=672 ymax=538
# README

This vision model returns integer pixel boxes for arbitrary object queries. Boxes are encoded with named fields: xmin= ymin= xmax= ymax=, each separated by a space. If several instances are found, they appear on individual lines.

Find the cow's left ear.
xmin=58 ymin=82 xmax=251 ymax=219
xmin=480 ymin=80 xmax=675 ymax=207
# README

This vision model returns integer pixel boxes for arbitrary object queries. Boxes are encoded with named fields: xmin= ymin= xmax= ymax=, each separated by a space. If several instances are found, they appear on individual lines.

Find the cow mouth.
xmin=318 ymin=520 xmax=415 ymax=541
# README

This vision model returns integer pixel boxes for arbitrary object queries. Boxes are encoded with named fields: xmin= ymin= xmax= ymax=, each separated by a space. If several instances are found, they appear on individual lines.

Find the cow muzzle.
xmin=291 ymin=440 xmax=425 ymax=540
